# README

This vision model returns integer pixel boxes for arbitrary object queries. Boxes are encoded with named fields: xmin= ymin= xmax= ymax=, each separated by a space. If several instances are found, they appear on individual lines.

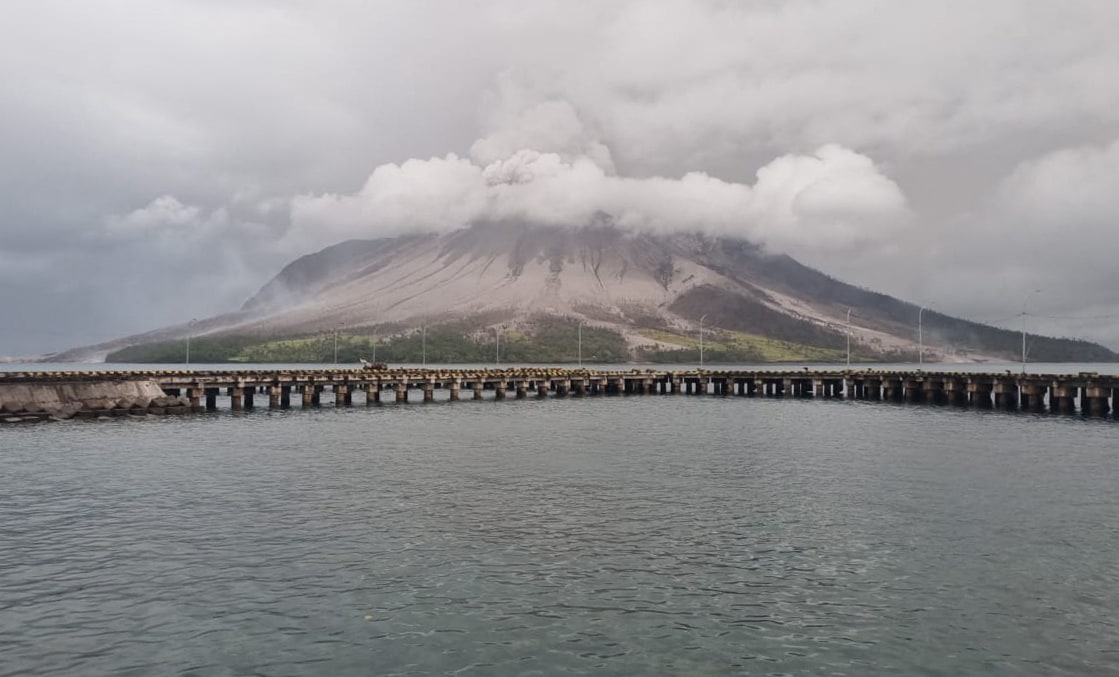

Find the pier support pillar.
xmin=967 ymin=380 xmax=993 ymax=408
xmin=395 ymin=381 xmax=408 ymax=403
xmin=205 ymin=387 xmax=218 ymax=411
xmin=516 ymin=382 xmax=527 ymax=398
xmin=472 ymin=380 xmax=484 ymax=400
xmin=188 ymin=387 xmax=203 ymax=412
xmin=231 ymin=387 xmax=244 ymax=411
xmin=1085 ymin=386 xmax=1110 ymax=415
xmin=1050 ymin=385 xmax=1077 ymax=413
xmin=302 ymin=384 xmax=315 ymax=408
xmin=993 ymin=380 xmax=1018 ymax=410
xmin=450 ymin=378 xmax=461 ymax=401
xmin=1019 ymin=382 xmax=1045 ymax=411
xmin=944 ymin=379 xmax=966 ymax=406
xmin=536 ymin=380 xmax=549 ymax=398
xmin=496 ymin=381 xmax=507 ymax=399
xmin=269 ymin=385 xmax=282 ymax=409
xmin=365 ymin=382 xmax=379 ymax=405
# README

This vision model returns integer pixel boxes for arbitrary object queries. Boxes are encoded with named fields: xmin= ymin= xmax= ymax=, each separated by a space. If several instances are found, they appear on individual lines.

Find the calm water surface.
xmin=2 ymin=394 xmax=1118 ymax=675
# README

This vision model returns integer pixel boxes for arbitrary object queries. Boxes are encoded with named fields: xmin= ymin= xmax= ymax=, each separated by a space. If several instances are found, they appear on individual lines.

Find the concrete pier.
xmin=5 ymin=368 xmax=1119 ymax=424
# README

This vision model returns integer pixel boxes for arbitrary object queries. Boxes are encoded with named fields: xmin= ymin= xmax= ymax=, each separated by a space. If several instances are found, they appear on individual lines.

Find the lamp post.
xmin=1022 ymin=288 xmax=1042 ymax=373
xmin=918 ymin=306 xmax=925 ymax=366
xmin=577 ymin=321 xmax=583 ymax=367
xmin=845 ymin=308 xmax=852 ymax=369
xmin=699 ymin=313 xmax=708 ymax=368
xmin=185 ymin=318 xmax=197 ymax=365
xmin=333 ymin=322 xmax=344 ymax=364
xmin=421 ymin=325 xmax=427 ymax=367
xmin=495 ymin=326 xmax=500 ymax=366
xmin=371 ymin=331 xmax=377 ymax=363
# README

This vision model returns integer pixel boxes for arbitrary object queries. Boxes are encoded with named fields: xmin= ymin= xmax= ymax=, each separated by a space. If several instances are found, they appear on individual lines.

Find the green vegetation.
xmin=635 ymin=328 xmax=865 ymax=363
xmin=106 ymin=318 xmax=631 ymax=364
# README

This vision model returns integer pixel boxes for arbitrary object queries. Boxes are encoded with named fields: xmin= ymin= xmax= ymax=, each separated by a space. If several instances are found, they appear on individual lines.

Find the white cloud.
xmin=287 ymin=138 xmax=910 ymax=263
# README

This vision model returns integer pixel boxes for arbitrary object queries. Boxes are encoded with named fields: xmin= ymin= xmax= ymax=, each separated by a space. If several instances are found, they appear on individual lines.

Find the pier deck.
xmin=2 ymin=368 xmax=1117 ymax=419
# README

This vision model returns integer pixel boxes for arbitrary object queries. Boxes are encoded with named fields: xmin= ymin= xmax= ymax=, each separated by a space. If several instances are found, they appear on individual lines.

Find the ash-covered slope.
xmin=231 ymin=221 xmax=1115 ymax=362
xmin=50 ymin=221 xmax=1117 ymax=363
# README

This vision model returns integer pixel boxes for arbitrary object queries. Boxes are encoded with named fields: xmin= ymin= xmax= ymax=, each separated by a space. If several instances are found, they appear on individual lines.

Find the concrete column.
xmin=188 ymin=387 xmax=203 ymax=412
xmin=365 ymin=381 xmax=379 ymax=405
xmin=536 ymin=380 xmax=549 ymax=397
xmin=556 ymin=380 xmax=570 ymax=397
xmin=903 ymin=379 xmax=921 ymax=403
xmin=1084 ymin=386 xmax=1110 ymax=415
xmin=572 ymin=379 xmax=585 ymax=396
xmin=495 ymin=381 xmax=507 ymax=399
xmin=1050 ymin=385 xmax=1077 ymax=413
xmin=450 ymin=378 xmax=461 ymax=401
xmin=921 ymin=380 xmax=943 ymax=405
xmin=231 ymin=387 xmax=244 ymax=411
xmin=516 ymin=381 xmax=527 ymax=398
xmin=395 ymin=380 xmax=408 ymax=403
xmin=993 ymin=380 xmax=1018 ymax=410
xmin=269 ymin=385 xmax=282 ymax=409
xmin=944 ymin=379 xmax=966 ymax=406
xmin=302 ymin=384 xmax=315 ymax=408
xmin=472 ymin=380 xmax=483 ymax=400
xmin=967 ymin=380 xmax=993 ymax=408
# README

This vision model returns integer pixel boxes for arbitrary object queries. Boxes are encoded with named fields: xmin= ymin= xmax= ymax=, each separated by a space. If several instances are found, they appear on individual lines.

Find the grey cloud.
xmin=2 ymin=0 xmax=1119 ymax=354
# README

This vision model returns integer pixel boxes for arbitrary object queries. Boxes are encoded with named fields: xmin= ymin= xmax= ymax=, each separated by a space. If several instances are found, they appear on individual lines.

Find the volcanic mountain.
xmin=53 ymin=221 xmax=1117 ymax=363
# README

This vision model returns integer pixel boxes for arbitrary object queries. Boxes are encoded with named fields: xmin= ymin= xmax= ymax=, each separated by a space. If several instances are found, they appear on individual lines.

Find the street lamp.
xmin=333 ymin=322 xmax=344 ymax=364
xmin=371 ymin=331 xmax=377 ymax=363
xmin=845 ymin=308 xmax=852 ymax=369
xmin=421 ymin=325 xmax=427 ymax=367
xmin=577 ymin=321 xmax=583 ymax=367
xmin=918 ymin=306 xmax=926 ymax=366
xmin=1022 ymin=288 xmax=1042 ymax=373
xmin=699 ymin=313 xmax=708 ymax=368
xmin=185 ymin=318 xmax=197 ymax=365
xmin=495 ymin=326 xmax=500 ymax=366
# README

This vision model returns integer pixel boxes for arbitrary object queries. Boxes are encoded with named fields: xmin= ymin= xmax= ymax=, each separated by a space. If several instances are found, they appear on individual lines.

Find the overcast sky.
xmin=3 ymin=0 xmax=1119 ymax=356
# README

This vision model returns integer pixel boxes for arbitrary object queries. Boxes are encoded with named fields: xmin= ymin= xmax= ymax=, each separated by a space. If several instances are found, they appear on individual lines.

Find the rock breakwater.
xmin=0 ymin=380 xmax=188 ymax=423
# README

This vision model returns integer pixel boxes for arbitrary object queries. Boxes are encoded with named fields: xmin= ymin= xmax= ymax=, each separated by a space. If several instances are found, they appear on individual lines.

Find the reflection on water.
xmin=2 ymin=396 xmax=1118 ymax=675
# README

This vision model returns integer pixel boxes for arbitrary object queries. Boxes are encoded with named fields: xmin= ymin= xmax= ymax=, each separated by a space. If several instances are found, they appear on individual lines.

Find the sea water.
xmin=2 ymin=364 xmax=1118 ymax=675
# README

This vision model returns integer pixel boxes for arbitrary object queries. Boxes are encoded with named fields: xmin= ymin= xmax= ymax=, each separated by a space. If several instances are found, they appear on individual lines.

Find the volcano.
xmin=51 ymin=221 xmax=1118 ymax=363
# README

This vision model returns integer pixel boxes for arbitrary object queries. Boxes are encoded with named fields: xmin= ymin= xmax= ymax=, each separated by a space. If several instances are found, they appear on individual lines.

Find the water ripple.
xmin=3 ymin=397 xmax=1118 ymax=675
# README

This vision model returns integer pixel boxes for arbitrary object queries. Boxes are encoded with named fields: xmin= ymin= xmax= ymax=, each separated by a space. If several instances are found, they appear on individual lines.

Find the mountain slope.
xmin=227 ymin=222 xmax=1113 ymax=362
xmin=52 ymin=221 xmax=1118 ymax=363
